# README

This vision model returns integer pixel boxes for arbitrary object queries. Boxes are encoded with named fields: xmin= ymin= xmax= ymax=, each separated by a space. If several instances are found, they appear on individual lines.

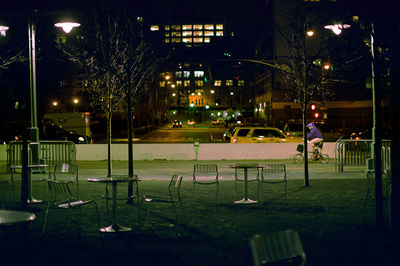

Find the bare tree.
xmin=59 ymin=1 xmax=166 ymax=177
xmin=266 ymin=1 xmax=336 ymax=186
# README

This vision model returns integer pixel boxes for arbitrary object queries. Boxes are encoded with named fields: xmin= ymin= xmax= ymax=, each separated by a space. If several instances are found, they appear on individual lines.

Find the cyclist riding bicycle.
xmin=306 ymin=123 xmax=323 ymax=155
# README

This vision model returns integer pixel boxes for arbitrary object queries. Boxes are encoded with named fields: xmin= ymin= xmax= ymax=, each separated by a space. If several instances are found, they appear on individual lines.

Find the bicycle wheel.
xmin=293 ymin=153 xmax=304 ymax=164
xmin=319 ymin=154 xmax=329 ymax=164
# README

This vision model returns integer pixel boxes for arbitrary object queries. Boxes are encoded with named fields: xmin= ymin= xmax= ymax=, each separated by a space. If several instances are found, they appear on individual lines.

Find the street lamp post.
xmin=2 ymin=15 xmax=80 ymax=165
xmin=28 ymin=18 xmax=41 ymax=164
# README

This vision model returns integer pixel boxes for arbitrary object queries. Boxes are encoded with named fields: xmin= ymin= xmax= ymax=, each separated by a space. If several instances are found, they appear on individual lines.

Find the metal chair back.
xmin=260 ymin=164 xmax=287 ymax=202
xmin=193 ymin=164 xmax=219 ymax=203
xmin=250 ymin=230 xmax=306 ymax=266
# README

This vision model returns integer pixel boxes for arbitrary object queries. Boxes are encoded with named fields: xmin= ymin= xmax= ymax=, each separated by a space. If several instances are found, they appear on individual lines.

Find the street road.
xmin=110 ymin=124 xmax=228 ymax=143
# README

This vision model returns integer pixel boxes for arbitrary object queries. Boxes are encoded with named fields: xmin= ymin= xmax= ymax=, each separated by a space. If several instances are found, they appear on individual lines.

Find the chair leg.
xmin=42 ymin=202 xmax=51 ymax=234
xmin=145 ymin=201 xmax=151 ymax=224
xmin=363 ymin=186 xmax=370 ymax=210
xmin=284 ymin=181 xmax=288 ymax=201
xmin=216 ymin=183 xmax=220 ymax=204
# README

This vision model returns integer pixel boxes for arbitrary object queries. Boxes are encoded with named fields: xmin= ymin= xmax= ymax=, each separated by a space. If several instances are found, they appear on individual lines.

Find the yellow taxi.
xmin=230 ymin=126 xmax=302 ymax=143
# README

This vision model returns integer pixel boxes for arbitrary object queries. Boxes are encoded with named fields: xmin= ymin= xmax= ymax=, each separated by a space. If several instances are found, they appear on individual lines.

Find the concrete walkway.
xmin=76 ymin=159 xmax=366 ymax=180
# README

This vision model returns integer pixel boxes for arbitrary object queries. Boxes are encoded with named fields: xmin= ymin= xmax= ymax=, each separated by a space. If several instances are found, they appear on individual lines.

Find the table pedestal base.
xmin=234 ymin=198 xmax=257 ymax=204
xmin=100 ymin=224 xmax=132 ymax=233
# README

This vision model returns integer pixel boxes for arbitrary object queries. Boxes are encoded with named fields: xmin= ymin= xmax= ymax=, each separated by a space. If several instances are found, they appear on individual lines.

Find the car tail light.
xmin=231 ymin=138 xmax=238 ymax=143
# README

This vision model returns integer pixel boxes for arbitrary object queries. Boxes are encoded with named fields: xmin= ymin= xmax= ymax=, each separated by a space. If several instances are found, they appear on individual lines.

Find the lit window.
xmin=193 ymin=31 xmax=203 ymax=36
xmin=193 ymin=25 xmax=203 ymax=30
xmin=176 ymin=80 xmax=182 ymax=87
xmin=164 ymin=32 xmax=170 ymax=37
xmin=183 ymin=71 xmax=190 ymax=78
xmin=165 ymin=25 xmax=170 ymax=30
xmin=164 ymin=39 xmax=170 ymax=43
xmin=216 ymin=31 xmax=224 ymax=36
xmin=183 ymin=38 xmax=192 ymax=43
xmin=182 ymin=31 xmax=192 ymax=36
xmin=195 ymin=80 xmax=204 ymax=86
xmin=204 ymin=24 xmax=214 ymax=30
xmin=171 ymin=25 xmax=181 ymax=30
xmin=204 ymin=37 xmax=210 ymax=43
xmin=182 ymin=25 xmax=192 ymax=30
xmin=172 ymin=31 xmax=181 ymax=37
xmin=193 ymin=38 xmax=203 ymax=43
xmin=175 ymin=71 xmax=182 ymax=77
xmin=150 ymin=25 xmax=159 ymax=31
xmin=159 ymin=81 xmax=166 ymax=87
xmin=216 ymin=24 xmax=223 ymax=30
xmin=171 ymin=38 xmax=181 ymax=43
xmin=194 ymin=71 xmax=204 ymax=77
xmin=226 ymin=80 xmax=233 ymax=86
xmin=214 ymin=80 xmax=222 ymax=86
xmin=204 ymin=31 xmax=214 ymax=36
xmin=184 ymin=63 xmax=190 ymax=68
xmin=184 ymin=80 xmax=191 ymax=87
xmin=238 ymin=80 xmax=245 ymax=86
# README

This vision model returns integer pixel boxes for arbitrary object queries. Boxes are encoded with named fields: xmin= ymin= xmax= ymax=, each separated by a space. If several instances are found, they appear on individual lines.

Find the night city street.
xmin=0 ymin=0 xmax=399 ymax=265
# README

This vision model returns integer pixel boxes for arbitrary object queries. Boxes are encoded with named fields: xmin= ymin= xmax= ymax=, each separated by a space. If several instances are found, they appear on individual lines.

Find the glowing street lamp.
xmin=55 ymin=22 xmax=80 ymax=33
xmin=0 ymin=25 xmax=9 ymax=36
xmin=73 ymin=98 xmax=79 ymax=104
xmin=324 ymin=24 xmax=350 ymax=35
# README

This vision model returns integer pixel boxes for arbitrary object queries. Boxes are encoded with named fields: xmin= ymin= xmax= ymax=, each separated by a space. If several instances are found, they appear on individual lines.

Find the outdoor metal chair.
xmin=193 ymin=164 xmax=219 ymax=203
xmin=259 ymin=164 xmax=287 ymax=203
xmin=143 ymin=174 xmax=185 ymax=224
xmin=52 ymin=163 xmax=79 ymax=198
xmin=42 ymin=179 xmax=99 ymax=234
xmin=234 ymin=166 xmax=261 ymax=201
xmin=0 ymin=165 xmax=15 ymax=201
xmin=249 ymin=230 xmax=306 ymax=266
xmin=363 ymin=170 xmax=375 ymax=210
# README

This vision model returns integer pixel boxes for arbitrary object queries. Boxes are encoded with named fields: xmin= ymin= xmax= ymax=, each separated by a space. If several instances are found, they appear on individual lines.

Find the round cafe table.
xmin=88 ymin=176 xmax=137 ymax=233
xmin=228 ymin=163 xmax=264 ymax=204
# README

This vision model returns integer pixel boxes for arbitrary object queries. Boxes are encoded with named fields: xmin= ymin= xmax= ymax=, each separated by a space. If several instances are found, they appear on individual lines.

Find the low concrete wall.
xmin=1 ymin=142 xmax=337 ymax=161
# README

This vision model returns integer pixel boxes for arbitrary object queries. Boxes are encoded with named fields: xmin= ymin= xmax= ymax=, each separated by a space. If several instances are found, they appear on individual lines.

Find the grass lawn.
xmin=0 ymin=177 xmax=392 ymax=266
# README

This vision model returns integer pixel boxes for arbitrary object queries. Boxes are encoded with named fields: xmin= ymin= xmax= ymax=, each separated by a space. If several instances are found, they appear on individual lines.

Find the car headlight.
xmin=78 ymin=136 xmax=85 ymax=142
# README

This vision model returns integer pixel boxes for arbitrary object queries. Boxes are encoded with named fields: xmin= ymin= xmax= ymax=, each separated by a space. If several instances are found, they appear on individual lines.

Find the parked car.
xmin=42 ymin=123 xmax=88 ymax=144
xmin=230 ymin=126 xmax=302 ymax=143
xmin=351 ymin=129 xmax=371 ymax=140
xmin=313 ymin=122 xmax=342 ymax=142
xmin=211 ymin=119 xmax=224 ymax=126
xmin=187 ymin=119 xmax=196 ymax=126
xmin=172 ymin=120 xmax=182 ymax=128
xmin=283 ymin=122 xmax=304 ymax=138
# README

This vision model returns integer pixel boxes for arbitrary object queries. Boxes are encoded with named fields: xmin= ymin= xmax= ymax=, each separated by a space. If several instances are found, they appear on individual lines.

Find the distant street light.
xmin=73 ymin=98 xmax=79 ymax=104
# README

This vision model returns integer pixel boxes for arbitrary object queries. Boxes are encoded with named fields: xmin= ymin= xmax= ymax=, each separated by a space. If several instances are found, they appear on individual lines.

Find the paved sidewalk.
xmin=76 ymin=159 xmax=367 ymax=180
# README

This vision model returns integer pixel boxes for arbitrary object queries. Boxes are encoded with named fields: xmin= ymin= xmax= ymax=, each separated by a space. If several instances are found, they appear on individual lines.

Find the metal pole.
xmin=303 ymin=13 xmax=310 ymax=187
xmin=28 ymin=19 xmax=41 ymax=165
xmin=370 ymin=23 xmax=384 ymax=230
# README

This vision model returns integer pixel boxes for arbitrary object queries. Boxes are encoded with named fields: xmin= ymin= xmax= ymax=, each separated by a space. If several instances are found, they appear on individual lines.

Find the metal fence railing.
xmin=6 ymin=140 xmax=76 ymax=172
xmin=335 ymin=139 xmax=391 ymax=173
xmin=335 ymin=139 xmax=371 ymax=172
